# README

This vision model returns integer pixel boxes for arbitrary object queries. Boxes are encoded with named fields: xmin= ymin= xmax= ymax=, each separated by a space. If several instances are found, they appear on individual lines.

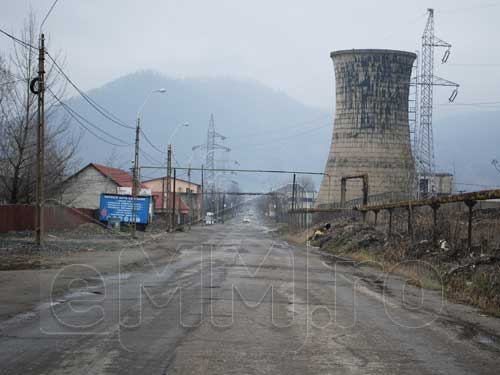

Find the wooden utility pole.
xmin=201 ymin=164 xmax=204 ymax=224
xmin=35 ymin=34 xmax=45 ymax=246
xmin=172 ymin=168 xmax=177 ymax=231
xmin=131 ymin=116 xmax=141 ymax=239
xmin=188 ymin=163 xmax=192 ymax=230
xmin=166 ymin=144 xmax=172 ymax=231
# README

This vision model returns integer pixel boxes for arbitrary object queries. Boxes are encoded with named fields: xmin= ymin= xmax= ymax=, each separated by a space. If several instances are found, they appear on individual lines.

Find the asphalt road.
xmin=1 ymin=218 xmax=500 ymax=374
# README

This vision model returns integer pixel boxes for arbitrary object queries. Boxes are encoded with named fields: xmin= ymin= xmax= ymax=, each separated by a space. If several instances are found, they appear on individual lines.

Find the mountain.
xmin=434 ymin=109 xmax=500 ymax=190
xmin=65 ymin=71 xmax=332 ymax=190
xmin=64 ymin=70 xmax=499 ymax=192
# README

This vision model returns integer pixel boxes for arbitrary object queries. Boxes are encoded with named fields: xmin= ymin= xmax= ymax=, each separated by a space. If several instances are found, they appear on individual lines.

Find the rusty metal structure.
xmin=317 ymin=49 xmax=417 ymax=206
xmin=341 ymin=174 xmax=368 ymax=206
xmin=291 ymin=188 xmax=500 ymax=250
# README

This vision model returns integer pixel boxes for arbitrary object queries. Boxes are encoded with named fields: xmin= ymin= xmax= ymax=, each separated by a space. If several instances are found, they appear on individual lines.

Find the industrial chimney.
xmin=317 ymin=49 xmax=416 ymax=206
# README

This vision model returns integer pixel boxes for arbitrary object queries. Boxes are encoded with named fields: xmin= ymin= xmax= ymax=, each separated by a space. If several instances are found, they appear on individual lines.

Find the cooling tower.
xmin=317 ymin=49 xmax=416 ymax=206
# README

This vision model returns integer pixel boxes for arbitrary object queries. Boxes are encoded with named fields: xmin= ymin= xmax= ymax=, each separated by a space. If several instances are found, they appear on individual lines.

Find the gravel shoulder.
xmin=0 ymin=225 xmax=178 ymax=321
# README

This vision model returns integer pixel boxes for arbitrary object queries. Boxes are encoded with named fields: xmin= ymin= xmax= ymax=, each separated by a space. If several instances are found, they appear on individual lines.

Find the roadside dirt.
xmin=0 ymin=223 xmax=177 ymax=321
xmin=306 ymin=220 xmax=500 ymax=317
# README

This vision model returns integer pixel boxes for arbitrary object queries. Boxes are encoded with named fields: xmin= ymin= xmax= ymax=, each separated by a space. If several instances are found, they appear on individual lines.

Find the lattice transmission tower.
xmin=415 ymin=8 xmax=459 ymax=175
xmin=192 ymin=114 xmax=230 ymax=194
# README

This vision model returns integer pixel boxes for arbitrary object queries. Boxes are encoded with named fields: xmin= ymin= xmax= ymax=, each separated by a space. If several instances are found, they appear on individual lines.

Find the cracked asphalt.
xmin=1 ymin=218 xmax=500 ymax=374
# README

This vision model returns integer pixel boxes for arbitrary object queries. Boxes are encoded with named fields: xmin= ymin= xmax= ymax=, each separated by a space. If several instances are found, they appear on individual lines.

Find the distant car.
xmin=205 ymin=212 xmax=215 ymax=225
xmin=243 ymin=217 xmax=251 ymax=223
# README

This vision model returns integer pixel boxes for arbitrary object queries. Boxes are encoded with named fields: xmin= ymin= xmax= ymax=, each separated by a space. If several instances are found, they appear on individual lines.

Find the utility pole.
xmin=201 ymin=164 xmax=204 ymax=224
xmin=131 ymin=116 xmax=140 ymax=239
xmin=222 ymin=193 xmax=225 ymax=224
xmin=291 ymin=173 xmax=296 ymax=228
xmin=34 ymin=34 xmax=45 ymax=246
xmin=166 ymin=144 xmax=172 ymax=231
xmin=172 ymin=168 xmax=177 ymax=231
xmin=188 ymin=163 xmax=192 ymax=230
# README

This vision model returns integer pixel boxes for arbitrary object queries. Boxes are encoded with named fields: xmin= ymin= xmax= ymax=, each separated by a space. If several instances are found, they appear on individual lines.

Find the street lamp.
xmin=132 ymin=88 xmax=166 ymax=238
xmin=168 ymin=123 xmax=189 ymax=145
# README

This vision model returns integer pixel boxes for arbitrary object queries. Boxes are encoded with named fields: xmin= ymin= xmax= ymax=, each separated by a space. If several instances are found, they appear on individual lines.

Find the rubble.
xmin=309 ymin=216 xmax=500 ymax=316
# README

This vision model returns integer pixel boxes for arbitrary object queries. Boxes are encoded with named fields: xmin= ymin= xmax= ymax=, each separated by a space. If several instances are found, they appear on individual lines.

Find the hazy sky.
xmin=1 ymin=0 xmax=500 ymax=111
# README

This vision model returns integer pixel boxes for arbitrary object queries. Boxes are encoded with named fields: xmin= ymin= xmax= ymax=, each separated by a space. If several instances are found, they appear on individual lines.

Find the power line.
xmin=0 ymin=27 xmax=38 ymax=50
xmin=234 ymin=122 xmax=330 ymax=150
xmin=447 ymin=63 xmax=500 ymax=67
xmin=226 ymin=113 xmax=332 ymax=141
xmin=140 ymin=148 xmax=162 ymax=165
xmin=441 ymin=2 xmax=500 ymax=14
xmin=46 ymin=50 xmax=167 ymax=165
xmin=140 ymin=129 xmax=166 ymax=155
xmin=47 ymin=86 xmax=133 ymax=147
xmin=438 ymin=101 xmax=500 ymax=106
xmin=45 ymin=51 xmax=135 ymax=130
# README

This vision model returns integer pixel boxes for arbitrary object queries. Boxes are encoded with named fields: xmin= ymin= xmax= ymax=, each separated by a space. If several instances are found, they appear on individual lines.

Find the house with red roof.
xmin=60 ymin=163 xmax=149 ymax=209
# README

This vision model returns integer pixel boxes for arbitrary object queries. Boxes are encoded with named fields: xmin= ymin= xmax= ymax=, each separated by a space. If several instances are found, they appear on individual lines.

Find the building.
xmin=317 ymin=49 xmax=416 ymax=206
xmin=268 ymin=183 xmax=317 ymax=225
xmin=60 ymin=163 xmax=149 ymax=209
xmin=418 ymin=172 xmax=453 ymax=197
xmin=142 ymin=176 xmax=202 ymax=222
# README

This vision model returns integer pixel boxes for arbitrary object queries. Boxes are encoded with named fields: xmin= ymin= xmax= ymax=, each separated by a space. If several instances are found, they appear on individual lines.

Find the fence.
xmin=0 ymin=205 xmax=98 ymax=233
xmin=289 ymin=189 xmax=500 ymax=250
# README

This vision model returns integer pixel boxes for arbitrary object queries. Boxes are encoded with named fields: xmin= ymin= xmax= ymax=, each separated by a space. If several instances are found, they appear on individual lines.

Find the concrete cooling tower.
xmin=317 ymin=49 xmax=416 ymax=206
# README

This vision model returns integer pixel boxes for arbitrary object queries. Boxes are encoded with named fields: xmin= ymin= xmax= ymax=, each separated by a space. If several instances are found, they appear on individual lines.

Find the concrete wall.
xmin=61 ymin=166 xmax=118 ymax=209
xmin=317 ymin=49 xmax=416 ymax=205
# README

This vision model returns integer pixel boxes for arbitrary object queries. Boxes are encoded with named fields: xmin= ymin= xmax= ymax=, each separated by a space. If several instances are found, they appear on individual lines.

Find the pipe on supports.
xmin=387 ymin=208 xmax=393 ymax=237
xmin=407 ymin=205 xmax=413 ymax=240
xmin=373 ymin=209 xmax=379 ymax=227
xmin=465 ymin=199 xmax=477 ymax=250
xmin=430 ymin=203 xmax=440 ymax=247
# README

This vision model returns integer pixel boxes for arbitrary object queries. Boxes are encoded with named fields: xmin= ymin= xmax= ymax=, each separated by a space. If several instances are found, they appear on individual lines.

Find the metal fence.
xmin=0 ymin=205 xmax=97 ymax=233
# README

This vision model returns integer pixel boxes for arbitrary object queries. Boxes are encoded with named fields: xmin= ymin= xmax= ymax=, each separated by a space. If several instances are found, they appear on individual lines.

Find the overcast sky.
xmin=1 ymin=0 xmax=500 ymax=111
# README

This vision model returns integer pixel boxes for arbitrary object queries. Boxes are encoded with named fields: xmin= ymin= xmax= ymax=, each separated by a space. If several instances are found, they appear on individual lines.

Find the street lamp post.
xmin=132 ymin=88 xmax=166 ymax=238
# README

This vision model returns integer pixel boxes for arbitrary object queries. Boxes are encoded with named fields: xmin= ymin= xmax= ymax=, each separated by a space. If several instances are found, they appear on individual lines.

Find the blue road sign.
xmin=99 ymin=194 xmax=150 ymax=224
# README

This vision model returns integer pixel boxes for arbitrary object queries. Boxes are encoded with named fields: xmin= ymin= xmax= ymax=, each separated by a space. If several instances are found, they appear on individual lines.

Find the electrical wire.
xmin=441 ymin=2 xmax=500 ymax=14
xmin=233 ymin=122 xmax=331 ymax=151
xmin=0 ymin=27 xmax=38 ymax=50
xmin=47 ymin=86 xmax=133 ymax=147
xmin=46 ymin=50 xmax=169 ymax=162
xmin=140 ymin=129 xmax=167 ymax=155
xmin=438 ymin=101 xmax=500 ymax=106
xmin=45 ymin=51 xmax=135 ymax=130
xmin=140 ymin=148 xmax=162 ymax=165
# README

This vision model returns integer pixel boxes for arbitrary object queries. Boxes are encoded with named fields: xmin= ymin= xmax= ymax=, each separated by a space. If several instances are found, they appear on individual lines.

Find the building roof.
xmin=92 ymin=163 xmax=134 ymax=187
xmin=66 ymin=163 xmax=147 ymax=188
xmin=142 ymin=176 xmax=201 ymax=187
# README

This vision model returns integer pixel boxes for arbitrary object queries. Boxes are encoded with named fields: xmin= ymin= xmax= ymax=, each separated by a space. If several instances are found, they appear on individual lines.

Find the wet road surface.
xmin=1 ymin=219 xmax=500 ymax=374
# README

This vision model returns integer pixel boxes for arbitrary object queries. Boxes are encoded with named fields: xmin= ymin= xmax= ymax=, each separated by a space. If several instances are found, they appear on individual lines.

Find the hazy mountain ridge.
xmin=65 ymin=70 xmax=499 ymax=191
xmin=67 ymin=71 xmax=332 ymax=189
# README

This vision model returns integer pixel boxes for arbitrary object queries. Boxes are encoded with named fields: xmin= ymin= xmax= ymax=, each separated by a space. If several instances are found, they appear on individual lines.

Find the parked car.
xmin=243 ymin=217 xmax=251 ymax=223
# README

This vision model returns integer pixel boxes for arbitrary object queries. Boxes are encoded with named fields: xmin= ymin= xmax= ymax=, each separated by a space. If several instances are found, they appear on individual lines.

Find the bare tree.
xmin=298 ymin=175 xmax=316 ymax=191
xmin=0 ymin=12 xmax=78 ymax=204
